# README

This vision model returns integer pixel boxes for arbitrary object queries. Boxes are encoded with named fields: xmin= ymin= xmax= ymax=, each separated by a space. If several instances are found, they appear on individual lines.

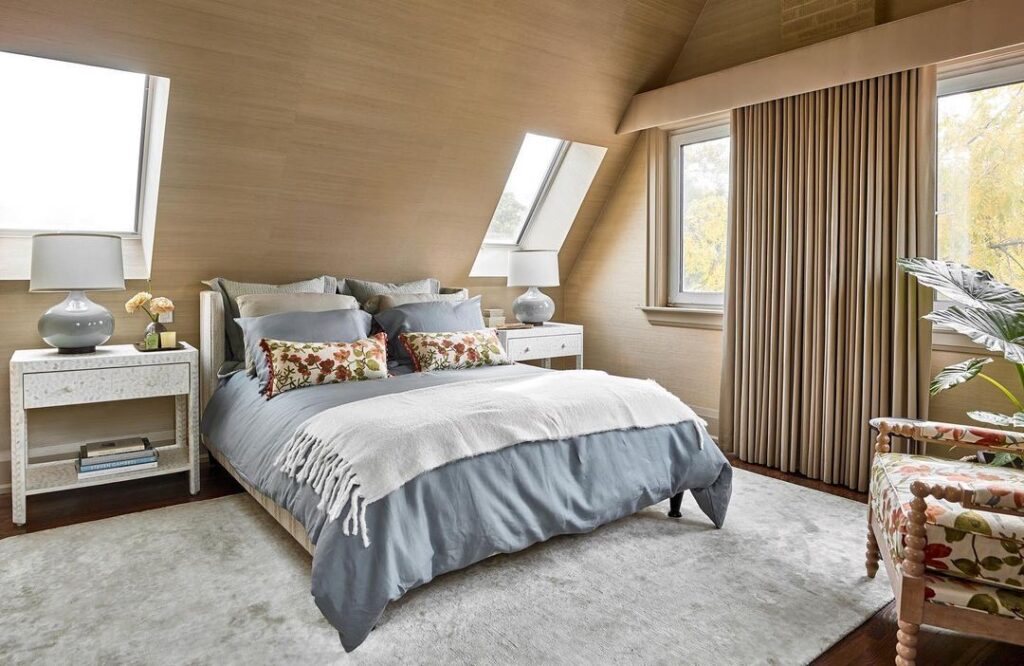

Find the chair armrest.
xmin=902 ymin=479 xmax=1024 ymax=579
xmin=965 ymin=481 xmax=1024 ymax=516
xmin=870 ymin=417 xmax=1024 ymax=455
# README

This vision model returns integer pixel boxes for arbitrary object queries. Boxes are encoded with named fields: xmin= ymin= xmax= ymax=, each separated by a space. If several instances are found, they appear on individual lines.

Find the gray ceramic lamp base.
xmin=38 ymin=290 xmax=114 ymax=354
xmin=512 ymin=286 xmax=555 ymax=325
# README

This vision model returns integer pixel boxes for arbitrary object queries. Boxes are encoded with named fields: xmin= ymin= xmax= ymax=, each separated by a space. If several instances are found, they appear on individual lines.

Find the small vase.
xmin=144 ymin=321 xmax=166 ymax=350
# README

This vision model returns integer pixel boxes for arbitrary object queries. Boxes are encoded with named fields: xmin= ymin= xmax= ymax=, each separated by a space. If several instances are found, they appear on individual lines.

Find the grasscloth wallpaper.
xmin=0 ymin=0 xmax=707 ymax=487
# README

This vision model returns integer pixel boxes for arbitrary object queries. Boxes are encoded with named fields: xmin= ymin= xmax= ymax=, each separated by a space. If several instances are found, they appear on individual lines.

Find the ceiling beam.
xmin=617 ymin=0 xmax=1024 ymax=133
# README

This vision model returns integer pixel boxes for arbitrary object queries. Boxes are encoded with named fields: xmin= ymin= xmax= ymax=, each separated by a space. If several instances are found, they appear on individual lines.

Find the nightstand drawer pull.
xmin=23 ymin=364 xmax=190 ymax=408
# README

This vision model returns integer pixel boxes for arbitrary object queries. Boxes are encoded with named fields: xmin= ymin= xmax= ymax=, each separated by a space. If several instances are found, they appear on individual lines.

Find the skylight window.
xmin=0 ymin=51 xmax=148 ymax=234
xmin=483 ymin=133 xmax=568 ymax=245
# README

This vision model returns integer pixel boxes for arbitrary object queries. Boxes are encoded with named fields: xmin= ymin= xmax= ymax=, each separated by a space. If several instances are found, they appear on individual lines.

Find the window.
xmin=0 ymin=51 xmax=150 ymax=235
xmin=937 ymin=62 xmax=1024 ymax=292
xmin=668 ymin=125 xmax=730 ymax=307
xmin=469 ymin=135 xmax=606 ymax=278
xmin=482 ymin=133 xmax=568 ymax=245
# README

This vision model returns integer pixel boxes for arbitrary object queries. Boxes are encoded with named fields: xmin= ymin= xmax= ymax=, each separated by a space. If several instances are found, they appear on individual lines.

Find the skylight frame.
xmin=0 ymin=50 xmax=153 ymax=238
xmin=483 ymin=134 xmax=570 ymax=248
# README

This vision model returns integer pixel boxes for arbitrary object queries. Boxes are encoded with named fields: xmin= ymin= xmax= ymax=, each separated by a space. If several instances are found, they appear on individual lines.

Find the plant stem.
xmin=1017 ymin=362 xmax=1024 ymax=397
xmin=141 ymin=305 xmax=157 ymax=323
xmin=978 ymin=373 xmax=1024 ymax=412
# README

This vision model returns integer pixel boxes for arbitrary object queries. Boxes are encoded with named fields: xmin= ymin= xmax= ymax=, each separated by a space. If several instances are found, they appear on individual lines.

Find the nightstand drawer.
xmin=22 ymin=363 xmax=190 ymax=408
xmin=506 ymin=334 xmax=582 ymax=362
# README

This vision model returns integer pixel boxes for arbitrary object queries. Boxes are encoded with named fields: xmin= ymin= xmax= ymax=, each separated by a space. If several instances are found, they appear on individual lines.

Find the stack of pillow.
xmin=205 ymin=275 xmax=510 ymax=398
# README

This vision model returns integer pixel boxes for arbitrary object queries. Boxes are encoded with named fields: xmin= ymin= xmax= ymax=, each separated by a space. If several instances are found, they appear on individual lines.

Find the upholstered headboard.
xmin=199 ymin=290 xmax=226 ymax=414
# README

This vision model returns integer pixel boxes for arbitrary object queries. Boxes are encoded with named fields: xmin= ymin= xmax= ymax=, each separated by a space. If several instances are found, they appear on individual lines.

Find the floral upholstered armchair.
xmin=867 ymin=418 xmax=1024 ymax=666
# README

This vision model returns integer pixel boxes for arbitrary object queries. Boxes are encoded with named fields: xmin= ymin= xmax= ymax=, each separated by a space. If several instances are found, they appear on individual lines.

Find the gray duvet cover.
xmin=201 ymin=364 xmax=732 ymax=651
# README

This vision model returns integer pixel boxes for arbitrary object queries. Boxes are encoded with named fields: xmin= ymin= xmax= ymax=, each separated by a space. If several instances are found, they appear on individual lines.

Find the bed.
xmin=197 ymin=290 xmax=732 ymax=651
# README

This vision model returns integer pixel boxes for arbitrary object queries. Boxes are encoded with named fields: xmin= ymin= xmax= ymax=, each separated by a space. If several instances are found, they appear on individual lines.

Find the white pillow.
xmin=236 ymin=292 xmax=358 ymax=318
xmin=373 ymin=289 xmax=469 ymax=313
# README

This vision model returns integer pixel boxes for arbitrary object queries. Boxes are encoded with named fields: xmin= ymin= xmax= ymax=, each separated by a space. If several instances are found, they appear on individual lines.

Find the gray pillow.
xmin=372 ymin=289 xmax=468 ymax=313
xmin=236 ymin=292 xmax=358 ymax=319
xmin=343 ymin=277 xmax=441 ymax=313
xmin=373 ymin=296 xmax=484 ymax=367
xmin=236 ymin=309 xmax=373 ymax=392
xmin=204 ymin=276 xmax=332 ymax=362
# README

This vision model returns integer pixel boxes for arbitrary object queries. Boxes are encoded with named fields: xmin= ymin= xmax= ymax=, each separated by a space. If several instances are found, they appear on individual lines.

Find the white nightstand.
xmin=9 ymin=343 xmax=200 ymax=525
xmin=497 ymin=322 xmax=583 ymax=369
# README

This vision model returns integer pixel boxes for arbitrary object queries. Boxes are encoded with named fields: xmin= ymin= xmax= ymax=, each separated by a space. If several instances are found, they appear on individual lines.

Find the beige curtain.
xmin=720 ymin=68 xmax=935 ymax=491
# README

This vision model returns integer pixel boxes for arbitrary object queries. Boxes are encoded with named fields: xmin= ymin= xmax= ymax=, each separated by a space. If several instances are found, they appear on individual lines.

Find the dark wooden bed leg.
xmin=206 ymin=447 xmax=220 ymax=472
xmin=668 ymin=492 xmax=684 ymax=518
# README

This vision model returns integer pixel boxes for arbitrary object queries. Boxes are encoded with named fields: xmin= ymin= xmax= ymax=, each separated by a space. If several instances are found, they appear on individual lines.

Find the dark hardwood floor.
xmin=0 ymin=462 xmax=242 ymax=539
xmin=2 ymin=457 xmax=1021 ymax=663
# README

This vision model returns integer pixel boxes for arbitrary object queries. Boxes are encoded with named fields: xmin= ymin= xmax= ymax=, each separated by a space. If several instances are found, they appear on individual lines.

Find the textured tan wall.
xmin=780 ymin=0 xmax=875 ymax=49
xmin=564 ymin=143 xmax=724 ymax=431
xmin=0 ymin=0 xmax=708 ymax=489
xmin=564 ymin=140 xmax=1019 ymax=447
xmin=667 ymin=0 xmax=965 ymax=82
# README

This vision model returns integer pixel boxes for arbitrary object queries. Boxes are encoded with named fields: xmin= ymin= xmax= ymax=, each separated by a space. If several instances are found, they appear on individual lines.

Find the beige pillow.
xmin=374 ymin=289 xmax=470 ymax=313
xmin=236 ymin=293 xmax=358 ymax=319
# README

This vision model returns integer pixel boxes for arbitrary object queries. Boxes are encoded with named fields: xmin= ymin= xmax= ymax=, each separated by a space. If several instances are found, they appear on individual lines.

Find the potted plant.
xmin=898 ymin=258 xmax=1024 ymax=466
xmin=125 ymin=291 xmax=175 ymax=350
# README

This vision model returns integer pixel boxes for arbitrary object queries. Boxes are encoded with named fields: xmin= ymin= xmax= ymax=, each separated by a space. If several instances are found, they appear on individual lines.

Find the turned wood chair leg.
xmin=865 ymin=516 xmax=880 ymax=578
xmin=895 ymin=619 xmax=919 ymax=666
xmin=668 ymin=492 xmax=684 ymax=518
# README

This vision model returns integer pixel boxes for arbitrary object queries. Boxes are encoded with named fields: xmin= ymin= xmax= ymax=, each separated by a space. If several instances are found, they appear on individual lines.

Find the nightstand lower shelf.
xmin=25 ymin=445 xmax=190 ymax=495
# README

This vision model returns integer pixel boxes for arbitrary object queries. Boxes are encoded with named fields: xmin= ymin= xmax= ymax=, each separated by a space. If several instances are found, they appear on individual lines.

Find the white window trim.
xmin=641 ymin=112 xmax=730 ymax=329
xmin=667 ymin=124 xmax=730 ymax=308
xmin=0 ymin=68 xmax=169 ymax=280
xmin=930 ymin=50 xmax=1024 ymax=351
xmin=480 ymin=139 xmax=569 ymax=249
xmin=470 ymin=140 xmax=607 ymax=278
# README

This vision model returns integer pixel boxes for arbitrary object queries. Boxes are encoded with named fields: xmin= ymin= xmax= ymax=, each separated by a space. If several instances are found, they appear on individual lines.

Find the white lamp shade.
xmin=507 ymin=250 xmax=559 ymax=287
xmin=30 ymin=233 xmax=125 ymax=292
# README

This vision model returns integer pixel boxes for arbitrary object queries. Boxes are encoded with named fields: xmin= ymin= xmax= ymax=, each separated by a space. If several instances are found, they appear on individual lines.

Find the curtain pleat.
xmin=720 ymin=68 xmax=935 ymax=492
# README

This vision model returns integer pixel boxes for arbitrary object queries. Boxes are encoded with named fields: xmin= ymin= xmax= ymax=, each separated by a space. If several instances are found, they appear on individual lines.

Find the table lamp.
xmin=30 ymin=233 xmax=125 ymax=354
xmin=507 ymin=250 xmax=559 ymax=325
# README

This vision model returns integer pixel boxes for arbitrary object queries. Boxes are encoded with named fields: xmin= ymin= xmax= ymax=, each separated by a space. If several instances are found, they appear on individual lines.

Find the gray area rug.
xmin=0 ymin=468 xmax=891 ymax=665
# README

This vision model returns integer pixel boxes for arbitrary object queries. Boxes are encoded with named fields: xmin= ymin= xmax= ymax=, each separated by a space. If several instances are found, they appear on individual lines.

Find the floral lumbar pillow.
xmin=259 ymin=333 xmax=387 ymax=397
xmin=399 ymin=329 xmax=510 ymax=372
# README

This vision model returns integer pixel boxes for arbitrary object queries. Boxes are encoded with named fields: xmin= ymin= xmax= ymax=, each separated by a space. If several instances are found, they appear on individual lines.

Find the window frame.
xmin=0 ymin=53 xmax=169 ymax=281
xmin=667 ymin=123 xmax=731 ymax=308
xmin=934 ymin=56 xmax=1024 ymax=311
xmin=0 ymin=54 xmax=157 ymax=239
xmin=481 ymin=136 xmax=570 ymax=249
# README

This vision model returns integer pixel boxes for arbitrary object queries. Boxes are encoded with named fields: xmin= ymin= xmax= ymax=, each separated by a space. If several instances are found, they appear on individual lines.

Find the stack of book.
xmin=77 ymin=437 xmax=159 ymax=479
xmin=483 ymin=308 xmax=506 ymax=328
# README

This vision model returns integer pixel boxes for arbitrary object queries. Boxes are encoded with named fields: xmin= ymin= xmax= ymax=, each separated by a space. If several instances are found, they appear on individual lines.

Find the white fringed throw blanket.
xmin=276 ymin=370 xmax=702 ymax=546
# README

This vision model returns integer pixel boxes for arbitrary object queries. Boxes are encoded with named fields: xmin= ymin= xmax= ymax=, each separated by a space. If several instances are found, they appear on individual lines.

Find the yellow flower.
xmin=125 ymin=292 xmax=152 ymax=314
xmin=149 ymin=297 xmax=175 ymax=314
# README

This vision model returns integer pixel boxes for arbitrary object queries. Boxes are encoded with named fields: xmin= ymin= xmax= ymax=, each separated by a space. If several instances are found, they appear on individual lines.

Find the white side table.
xmin=9 ymin=343 xmax=200 ymax=525
xmin=496 ymin=322 xmax=583 ymax=369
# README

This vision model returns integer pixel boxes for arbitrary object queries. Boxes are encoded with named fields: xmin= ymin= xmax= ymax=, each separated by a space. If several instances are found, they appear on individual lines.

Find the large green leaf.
xmin=967 ymin=411 xmax=1024 ymax=428
xmin=990 ymin=452 xmax=1024 ymax=468
xmin=931 ymin=357 xmax=992 ymax=396
xmin=898 ymin=258 xmax=1024 ymax=313
xmin=926 ymin=306 xmax=1024 ymax=363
